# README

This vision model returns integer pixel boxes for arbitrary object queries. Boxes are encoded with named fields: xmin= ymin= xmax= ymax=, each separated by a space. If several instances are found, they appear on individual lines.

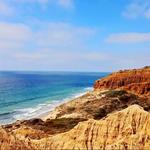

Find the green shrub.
xmin=106 ymin=90 xmax=127 ymax=97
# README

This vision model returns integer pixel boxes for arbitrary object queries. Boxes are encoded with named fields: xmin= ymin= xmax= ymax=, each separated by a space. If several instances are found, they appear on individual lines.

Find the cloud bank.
xmin=123 ymin=0 xmax=150 ymax=19
xmin=0 ymin=0 xmax=150 ymax=71
xmin=106 ymin=33 xmax=150 ymax=43
xmin=0 ymin=0 xmax=74 ymax=16
xmin=0 ymin=21 xmax=109 ymax=71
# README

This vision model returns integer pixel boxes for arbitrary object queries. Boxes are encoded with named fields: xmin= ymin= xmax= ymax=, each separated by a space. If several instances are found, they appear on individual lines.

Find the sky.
xmin=0 ymin=0 xmax=150 ymax=72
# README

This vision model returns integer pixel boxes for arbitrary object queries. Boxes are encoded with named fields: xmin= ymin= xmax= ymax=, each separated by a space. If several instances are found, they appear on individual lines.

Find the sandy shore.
xmin=40 ymin=90 xmax=92 ymax=121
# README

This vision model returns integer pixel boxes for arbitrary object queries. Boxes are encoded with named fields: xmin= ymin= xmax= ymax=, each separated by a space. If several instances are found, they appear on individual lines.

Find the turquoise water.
xmin=0 ymin=71 xmax=108 ymax=124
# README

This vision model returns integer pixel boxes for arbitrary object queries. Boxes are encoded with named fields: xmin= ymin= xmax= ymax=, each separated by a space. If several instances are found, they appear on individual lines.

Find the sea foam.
xmin=11 ymin=87 xmax=93 ymax=123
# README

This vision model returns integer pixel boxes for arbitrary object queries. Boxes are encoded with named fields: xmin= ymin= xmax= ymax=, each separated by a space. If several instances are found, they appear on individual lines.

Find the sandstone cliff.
xmin=34 ymin=105 xmax=150 ymax=150
xmin=0 ymin=67 xmax=150 ymax=150
xmin=94 ymin=66 xmax=150 ymax=96
xmin=0 ymin=105 xmax=150 ymax=150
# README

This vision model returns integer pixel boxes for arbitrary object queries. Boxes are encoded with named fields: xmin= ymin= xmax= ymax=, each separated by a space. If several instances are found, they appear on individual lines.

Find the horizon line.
xmin=0 ymin=69 xmax=111 ymax=73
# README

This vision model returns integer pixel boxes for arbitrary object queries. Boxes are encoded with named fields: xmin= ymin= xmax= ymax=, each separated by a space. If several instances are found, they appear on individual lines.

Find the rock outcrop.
xmin=0 ymin=105 xmax=150 ymax=150
xmin=94 ymin=66 xmax=150 ymax=96
xmin=0 ymin=67 xmax=150 ymax=150
xmin=36 ymin=105 xmax=150 ymax=150
xmin=43 ymin=89 xmax=150 ymax=121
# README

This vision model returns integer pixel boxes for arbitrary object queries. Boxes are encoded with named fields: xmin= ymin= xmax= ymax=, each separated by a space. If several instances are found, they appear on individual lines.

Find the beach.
xmin=0 ymin=71 xmax=108 ymax=125
xmin=40 ymin=89 xmax=92 ymax=121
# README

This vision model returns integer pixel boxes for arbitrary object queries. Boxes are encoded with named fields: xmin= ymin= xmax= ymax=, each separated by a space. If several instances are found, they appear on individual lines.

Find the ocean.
xmin=0 ymin=71 xmax=109 ymax=124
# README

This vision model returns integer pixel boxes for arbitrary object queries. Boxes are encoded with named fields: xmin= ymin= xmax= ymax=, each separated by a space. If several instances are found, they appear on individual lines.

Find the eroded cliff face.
xmin=0 ymin=67 xmax=150 ymax=150
xmin=94 ymin=67 xmax=150 ymax=96
xmin=0 ymin=105 xmax=150 ymax=150
xmin=36 ymin=105 xmax=150 ymax=150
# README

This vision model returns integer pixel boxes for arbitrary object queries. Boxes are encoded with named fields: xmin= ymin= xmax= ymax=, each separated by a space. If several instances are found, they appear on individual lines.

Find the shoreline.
xmin=0 ymin=87 xmax=93 ymax=125
xmin=40 ymin=88 xmax=93 ymax=121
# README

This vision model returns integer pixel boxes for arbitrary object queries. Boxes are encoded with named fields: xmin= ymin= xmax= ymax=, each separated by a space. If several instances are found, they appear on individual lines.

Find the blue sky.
xmin=0 ymin=0 xmax=150 ymax=72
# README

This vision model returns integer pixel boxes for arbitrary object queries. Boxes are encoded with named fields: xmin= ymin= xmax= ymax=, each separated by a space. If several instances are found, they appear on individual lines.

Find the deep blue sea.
xmin=0 ymin=71 xmax=108 ymax=124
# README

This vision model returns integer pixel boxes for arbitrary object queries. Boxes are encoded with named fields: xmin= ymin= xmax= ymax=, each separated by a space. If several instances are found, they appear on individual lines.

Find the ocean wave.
xmin=1 ymin=87 xmax=93 ymax=124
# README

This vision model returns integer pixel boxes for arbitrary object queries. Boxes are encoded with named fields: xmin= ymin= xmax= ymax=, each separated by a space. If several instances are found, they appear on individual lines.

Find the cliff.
xmin=0 ymin=67 xmax=150 ymax=150
xmin=0 ymin=105 xmax=150 ymax=150
xmin=35 ymin=105 xmax=150 ymax=150
xmin=94 ymin=66 xmax=150 ymax=96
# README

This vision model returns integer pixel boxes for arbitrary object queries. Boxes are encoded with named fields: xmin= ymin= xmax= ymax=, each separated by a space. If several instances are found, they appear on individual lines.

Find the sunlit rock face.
xmin=0 ymin=67 xmax=150 ymax=150
xmin=41 ymin=105 xmax=150 ymax=150
xmin=1 ymin=105 xmax=149 ymax=150
xmin=94 ymin=66 xmax=150 ymax=96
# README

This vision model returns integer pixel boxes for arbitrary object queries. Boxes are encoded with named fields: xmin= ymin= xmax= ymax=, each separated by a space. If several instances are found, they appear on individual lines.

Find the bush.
xmin=106 ymin=90 xmax=127 ymax=97
xmin=93 ymin=107 xmax=106 ymax=119
xmin=66 ymin=106 xmax=75 ymax=112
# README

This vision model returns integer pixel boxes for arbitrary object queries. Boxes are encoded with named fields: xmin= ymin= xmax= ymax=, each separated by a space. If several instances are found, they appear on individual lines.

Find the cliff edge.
xmin=94 ymin=66 xmax=150 ymax=96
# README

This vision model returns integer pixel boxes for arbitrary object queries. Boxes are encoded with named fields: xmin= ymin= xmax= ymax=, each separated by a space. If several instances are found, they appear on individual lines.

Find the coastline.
xmin=0 ymin=67 xmax=150 ymax=149
xmin=0 ymin=71 xmax=104 ymax=125
xmin=40 ymin=88 xmax=93 ymax=121
xmin=0 ymin=87 xmax=93 ymax=125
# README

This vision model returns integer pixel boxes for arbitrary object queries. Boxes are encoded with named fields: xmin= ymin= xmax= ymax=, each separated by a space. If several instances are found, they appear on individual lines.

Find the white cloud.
xmin=14 ymin=50 xmax=108 ymax=62
xmin=123 ymin=0 xmax=150 ymax=19
xmin=0 ymin=21 xmax=98 ymax=71
xmin=106 ymin=33 xmax=150 ymax=43
xmin=11 ymin=49 xmax=109 ymax=72
xmin=36 ymin=22 xmax=95 ymax=48
xmin=0 ymin=21 xmax=114 ymax=72
xmin=0 ymin=1 xmax=13 ymax=16
xmin=14 ymin=0 xmax=49 ymax=4
xmin=0 ymin=22 xmax=32 ymax=41
xmin=145 ymin=8 xmax=150 ymax=18
xmin=9 ymin=0 xmax=74 ymax=9
xmin=0 ymin=0 xmax=74 ymax=17
xmin=57 ymin=0 xmax=74 ymax=8
xmin=0 ymin=22 xmax=32 ymax=50
xmin=0 ymin=21 xmax=95 ymax=50
xmin=15 ymin=52 xmax=47 ymax=61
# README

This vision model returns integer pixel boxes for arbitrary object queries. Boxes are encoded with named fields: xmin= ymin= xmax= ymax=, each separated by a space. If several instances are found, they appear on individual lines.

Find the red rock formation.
xmin=94 ymin=67 xmax=150 ymax=95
